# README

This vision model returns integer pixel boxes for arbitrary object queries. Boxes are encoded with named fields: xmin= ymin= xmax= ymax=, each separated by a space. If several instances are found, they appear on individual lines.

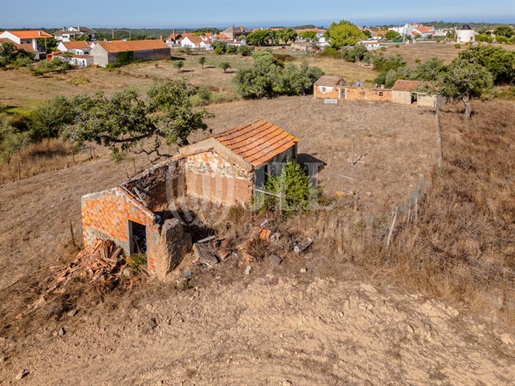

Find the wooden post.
xmin=351 ymin=136 xmax=355 ymax=165
xmin=278 ymin=192 xmax=283 ymax=213
xmin=69 ymin=220 xmax=77 ymax=248
xmin=386 ymin=207 xmax=398 ymax=248
xmin=72 ymin=148 xmax=75 ymax=164
xmin=133 ymin=158 xmax=136 ymax=175
xmin=436 ymin=99 xmax=443 ymax=168
xmin=18 ymin=160 xmax=21 ymax=180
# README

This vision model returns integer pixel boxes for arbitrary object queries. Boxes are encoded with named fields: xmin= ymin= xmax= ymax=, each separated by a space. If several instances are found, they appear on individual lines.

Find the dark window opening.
xmin=129 ymin=220 xmax=147 ymax=255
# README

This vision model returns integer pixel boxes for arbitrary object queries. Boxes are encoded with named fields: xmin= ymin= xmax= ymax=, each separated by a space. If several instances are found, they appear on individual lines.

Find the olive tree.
xmin=63 ymin=79 xmax=213 ymax=157
xmin=439 ymin=59 xmax=493 ymax=118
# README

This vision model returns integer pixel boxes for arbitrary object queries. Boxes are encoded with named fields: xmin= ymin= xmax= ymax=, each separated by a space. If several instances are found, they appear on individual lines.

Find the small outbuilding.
xmin=391 ymin=79 xmax=437 ymax=108
xmin=313 ymin=76 xmax=346 ymax=100
xmin=90 ymin=40 xmax=171 ymax=67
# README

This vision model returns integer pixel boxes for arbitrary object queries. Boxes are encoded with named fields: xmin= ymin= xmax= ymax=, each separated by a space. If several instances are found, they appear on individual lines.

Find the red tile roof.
xmin=314 ymin=76 xmax=344 ymax=87
xmin=95 ymin=40 xmax=169 ymax=53
xmin=214 ymin=119 xmax=299 ymax=167
xmin=391 ymin=79 xmax=424 ymax=91
xmin=61 ymin=41 xmax=90 ymax=49
xmin=7 ymin=30 xmax=52 ymax=39
xmin=0 ymin=38 xmax=35 ymax=52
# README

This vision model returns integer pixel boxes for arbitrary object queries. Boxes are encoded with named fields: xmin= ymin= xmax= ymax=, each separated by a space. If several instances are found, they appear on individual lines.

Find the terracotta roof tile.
xmin=214 ymin=119 xmax=299 ymax=168
xmin=7 ymin=30 xmax=52 ymax=39
xmin=314 ymin=76 xmax=344 ymax=87
xmin=391 ymin=79 xmax=424 ymax=91
xmin=62 ymin=41 xmax=90 ymax=49
xmin=96 ymin=40 xmax=169 ymax=53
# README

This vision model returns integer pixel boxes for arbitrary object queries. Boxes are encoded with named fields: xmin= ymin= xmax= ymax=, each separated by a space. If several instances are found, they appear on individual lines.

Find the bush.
xmin=372 ymin=54 xmax=406 ymax=72
xmin=320 ymin=47 xmax=342 ymax=59
xmin=342 ymin=45 xmax=367 ymax=62
xmin=455 ymin=43 xmax=461 ymax=49
xmin=261 ymin=160 xmax=318 ymax=213
xmin=238 ymin=44 xmax=253 ymax=56
xmin=197 ymin=87 xmax=211 ymax=105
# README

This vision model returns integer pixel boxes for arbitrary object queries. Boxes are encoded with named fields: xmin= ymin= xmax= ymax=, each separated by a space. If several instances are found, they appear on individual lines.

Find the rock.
xmin=67 ymin=309 xmax=78 ymax=317
xmin=0 ymin=356 xmax=6 ymax=363
xmin=303 ymin=253 xmax=313 ymax=259
xmin=407 ymin=324 xmax=415 ymax=334
xmin=294 ymin=238 xmax=313 ymax=253
xmin=59 ymin=327 xmax=66 ymax=336
xmin=123 ymin=268 xmax=133 ymax=278
xmin=268 ymin=254 xmax=283 ymax=266
xmin=499 ymin=333 xmax=513 ymax=345
xmin=244 ymin=266 xmax=252 ymax=275
xmin=300 ymin=268 xmax=307 ymax=273
xmin=343 ymin=300 xmax=350 ymax=310
xmin=282 ymin=381 xmax=292 ymax=386
xmin=337 ymin=312 xmax=344 ymax=318
xmin=15 ymin=369 xmax=29 ymax=380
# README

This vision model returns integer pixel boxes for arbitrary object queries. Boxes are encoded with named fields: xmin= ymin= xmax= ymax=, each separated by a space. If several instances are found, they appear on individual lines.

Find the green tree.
xmin=384 ymin=69 xmax=399 ymax=88
xmin=198 ymin=56 xmax=206 ymax=68
xmin=29 ymin=95 xmax=77 ymax=140
xmin=279 ymin=61 xmax=324 ymax=95
xmin=211 ymin=40 xmax=227 ymax=55
xmin=458 ymin=45 xmax=515 ymax=84
xmin=494 ymin=25 xmax=514 ymax=38
xmin=277 ymin=27 xmax=297 ymax=44
xmin=342 ymin=45 xmax=368 ymax=62
xmin=0 ymin=42 xmax=17 ymax=63
xmin=238 ymin=44 xmax=253 ymax=56
xmin=0 ymin=116 xmax=30 ymax=164
xmin=439 ymin=59 xmax=494 ymax=118
xmin=174 ymin=59 xmax=184 ymax=72
xmin=219 ymin=61 xmax=231 ymax=72
xmin=233 ymin=51 xmax=281 ymax=98
xmin=372 ymin=54 xmax=406 ymax=72
xmin=325 ymin=20 xmax=365 ymax=48
xmin=410 ymin=57 xmax=446 ymax=81
xmin=385 ymin=30 xmax=401 ymax=41
xmin=300 ymin=31 xmax=316 ymax=39
xmin=262 ymin=160 xmax=318 ymax=212
xmin=62 ymin=80 xmax=213 ymax=156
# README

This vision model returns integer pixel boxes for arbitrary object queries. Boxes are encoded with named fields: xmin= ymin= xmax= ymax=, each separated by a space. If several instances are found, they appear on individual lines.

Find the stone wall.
xmin=344 ymin=87 xmax=392 ymax=103
xmin=392 ymin=90 xmax=412 ymax=105
xmin=184 ymin=150 xmax=253 ymax=205
xmin=154 ymin=218 xmax=191 ymax=280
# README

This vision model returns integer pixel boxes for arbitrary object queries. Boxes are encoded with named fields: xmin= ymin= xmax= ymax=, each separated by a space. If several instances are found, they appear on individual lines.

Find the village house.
xmin=0 ymin=29 xmax=52 ymax=60
xmin=81 ymin=119 xmax=298 ymax=277
xmin=391 ymin=79 xmax=438 ymax=107
xmin=165 ymin=31 xmax=183 ymax=45
xmin=358 ymin=40 xmax=381 ymax=50
xmin=53 ymin=26 xmax=96 ymax=42
xmin=220 ymin=25 xmax=252 ymax=40
xmin=56 ymin=40 xmax=92 ymax=55
xmin=179 ymin=33 xmax=213 ymax=50
xmin=90 ymin=40 xmax=171 ymax=66
xmin=313 ymin=76 xmax=346 ymax=101
xmin=457 ymin=24 xmax=476 ymax=43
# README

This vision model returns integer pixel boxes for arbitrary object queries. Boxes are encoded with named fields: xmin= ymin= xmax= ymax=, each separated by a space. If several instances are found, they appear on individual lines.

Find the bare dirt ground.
xmin=1 ymin=96 xmax=514 ymax=385
xmin=1 ymin=271 xmax=514 ymax=385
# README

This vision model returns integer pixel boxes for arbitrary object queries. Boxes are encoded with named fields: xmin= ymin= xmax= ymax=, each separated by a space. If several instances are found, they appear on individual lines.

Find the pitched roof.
xmin=61 ymin=41 xmax=90 ymax=49
xmin=314 ymin=76 xmax=344 ymax=87
xmin=0 ymin=38 xmax=35 ymax=52
xmin=95 ymin=40 xmax=169 ymax=53
xmin=181 ymin=34 xmax=204 ymax=45
xmin=214 ymin=119 xmax=299 ymax=168
xmin=391 ymin=79 xmax=424 ymax=92
xmin=7 ymin=30 xmax=52 ymax=39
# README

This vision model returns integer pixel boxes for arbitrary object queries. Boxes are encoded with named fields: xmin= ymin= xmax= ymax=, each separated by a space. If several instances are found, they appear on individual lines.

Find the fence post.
xmin=386 ymin=207 xmax=398 ymax=248
xmin=278 ymin=192 xmax=283 ymax=213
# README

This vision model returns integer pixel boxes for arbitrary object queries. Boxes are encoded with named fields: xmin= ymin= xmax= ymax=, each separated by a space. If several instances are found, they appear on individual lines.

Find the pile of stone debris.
xmin=17 ymin=239 xmax=140 ymax=319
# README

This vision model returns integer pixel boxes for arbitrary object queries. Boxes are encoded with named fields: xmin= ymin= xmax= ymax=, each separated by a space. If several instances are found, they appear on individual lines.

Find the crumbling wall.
xmin=81 ymin=187 xmax=160 ymax=271
xmin=313 ymin=85 xmax=340 ymax=100
xmin=123 ymin=163 xmax=169 ymax=212
xmin=344 ymin=87 xmax=392 ymax=103
xmin=184 ymin=150 xmax=253 ymax=205
xmin=417 ymin=94 xmax=437 ymax=108
xmin=154 ymin=218 xmax=192 ymax=280
xmin=392 ymin=90 xmax=412 ymax=105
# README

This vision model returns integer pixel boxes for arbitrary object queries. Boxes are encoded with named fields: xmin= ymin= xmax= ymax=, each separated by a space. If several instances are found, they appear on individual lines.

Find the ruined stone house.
xmin=81 ymin=119 xmax=298 ymax=276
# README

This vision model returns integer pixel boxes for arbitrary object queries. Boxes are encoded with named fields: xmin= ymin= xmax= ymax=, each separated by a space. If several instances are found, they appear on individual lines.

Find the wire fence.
xmin=387 ymin=165 xmax=515 ymax=313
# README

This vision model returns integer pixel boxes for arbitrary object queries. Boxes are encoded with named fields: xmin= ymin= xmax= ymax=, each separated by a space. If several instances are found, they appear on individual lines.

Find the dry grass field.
xmin=1 ymin=53 xmax=515 ymax=384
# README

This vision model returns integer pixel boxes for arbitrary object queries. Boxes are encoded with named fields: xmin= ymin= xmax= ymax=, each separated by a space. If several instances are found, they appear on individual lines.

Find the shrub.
xmin=238 ymin=45 xmax=253 ymax=56
xmin=320 ymin=47 xmax=342 ymax=59
xmin=455 ymin=43 xmax=461 ymax=49
xmin=261 ymin=160 xmax=318 ymax=213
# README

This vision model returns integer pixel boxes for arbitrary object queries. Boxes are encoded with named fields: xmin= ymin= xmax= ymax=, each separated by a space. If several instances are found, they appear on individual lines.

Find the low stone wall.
xmin=344 ymin=87 xmax=392 ymax=103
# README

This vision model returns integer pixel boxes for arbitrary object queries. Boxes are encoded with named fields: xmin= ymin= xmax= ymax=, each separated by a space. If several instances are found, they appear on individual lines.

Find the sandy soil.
xmin=1 ymin=272 xmax=514 ymax=385
xmin=0 ymin=97 xmax=513 ymax=385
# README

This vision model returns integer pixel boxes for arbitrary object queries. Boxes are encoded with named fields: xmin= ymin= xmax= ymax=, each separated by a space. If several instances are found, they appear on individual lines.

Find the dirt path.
xmin=1 ymin=272 xmax=513 ymax=385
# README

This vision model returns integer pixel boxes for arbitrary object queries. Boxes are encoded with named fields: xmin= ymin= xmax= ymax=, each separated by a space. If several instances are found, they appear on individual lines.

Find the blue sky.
xmin=1 ymin=0 xmax=514 ymax=29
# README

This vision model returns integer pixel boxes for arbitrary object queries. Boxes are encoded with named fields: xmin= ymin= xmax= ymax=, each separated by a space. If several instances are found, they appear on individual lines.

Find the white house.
xmin=457 ymin=25 xmax=475 ymax=43
xmin=315 ymin=33 xmax=330 ymax=48
xmin=180 ymin=33 xmax=212 ymax=50
xmin=57 ymin=41 xmax=92 ymax=55
xmin=53 ymin=27 xmax=96 ymax=42
xmin=0 ymin=30 xmax=52 ymax=59
xmin=358 ymin=40 xmax=381 ymax=51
